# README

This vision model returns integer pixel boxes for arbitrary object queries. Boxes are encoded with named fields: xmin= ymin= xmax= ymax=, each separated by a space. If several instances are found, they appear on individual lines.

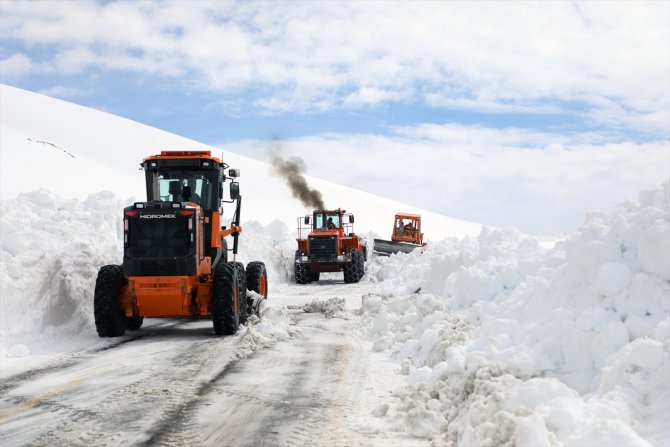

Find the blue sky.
xmin=12 ymin=88 xmax=593 ymax=143
xmin=1 ymin=0 xmax=668 ymax=234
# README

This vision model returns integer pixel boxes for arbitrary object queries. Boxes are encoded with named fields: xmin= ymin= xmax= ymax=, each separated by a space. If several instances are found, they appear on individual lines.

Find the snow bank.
xmin=0 ymin=190 xmax=124 ymax=358
xmin=363 ymin=183 xmax=670 ymax=446
xmin=0 ymin=189 xmax=295 ymax=360
xmin=224 ymin=217 xmax=296 ymax=284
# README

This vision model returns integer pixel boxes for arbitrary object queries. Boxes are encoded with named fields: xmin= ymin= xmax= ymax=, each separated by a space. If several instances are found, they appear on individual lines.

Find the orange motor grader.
xmin=94 ymin=151 xmax=268 ymax=337
xmin=294 ymin=209 xmax=367 ymax=284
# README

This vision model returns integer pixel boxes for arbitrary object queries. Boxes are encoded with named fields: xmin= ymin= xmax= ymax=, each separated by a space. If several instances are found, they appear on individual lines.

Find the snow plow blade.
xmin=373 ymin=238 xmax=421 ymax=256
xmin=251 ymin=293 xmax=269 ymax=318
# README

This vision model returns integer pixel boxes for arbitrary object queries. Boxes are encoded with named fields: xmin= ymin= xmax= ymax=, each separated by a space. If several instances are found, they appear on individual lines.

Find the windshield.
xmin=395 ymin=217 xmax=417 ymax=236
xmin=314 ymin=212 xmax=341 ymax=230
xmin=147 ymin=168 xmax=216 ymax=209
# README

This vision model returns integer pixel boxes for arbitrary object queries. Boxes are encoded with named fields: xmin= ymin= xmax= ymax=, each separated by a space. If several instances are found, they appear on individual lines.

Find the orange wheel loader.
xmin=294 ymin=208 xmax=367 ymax=284
xmin=93 ymin=151 xmax=268 ymax=337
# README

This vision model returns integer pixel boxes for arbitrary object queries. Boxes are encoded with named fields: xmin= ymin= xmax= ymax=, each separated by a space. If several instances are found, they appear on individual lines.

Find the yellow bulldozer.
xmin=373 ymin=212 xmax=426 ymax=256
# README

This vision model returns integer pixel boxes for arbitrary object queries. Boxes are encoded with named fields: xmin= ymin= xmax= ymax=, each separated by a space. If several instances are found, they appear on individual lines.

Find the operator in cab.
xmin=404 ymin=221 xmax=415 ymax=237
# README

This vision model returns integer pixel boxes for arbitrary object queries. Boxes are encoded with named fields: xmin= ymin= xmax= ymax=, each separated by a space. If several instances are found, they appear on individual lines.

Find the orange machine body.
xmin=121 ymin=151 xmax=237 ymax=318
xmin=391 ymin=212 xmax=424 ymax=245
xmin=295 ymin=208 xmax=365 ymax=273
xmin=94 ymin=149 xmax=270 ymax=338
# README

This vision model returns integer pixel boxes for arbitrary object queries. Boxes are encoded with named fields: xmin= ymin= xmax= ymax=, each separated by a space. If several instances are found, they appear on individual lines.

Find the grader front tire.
xmin=246 ymin=261 xmax=268 ymax=298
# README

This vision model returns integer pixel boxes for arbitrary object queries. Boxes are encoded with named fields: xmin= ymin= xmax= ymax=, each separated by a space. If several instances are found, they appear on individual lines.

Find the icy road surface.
xmin=0 ymin=277 xmax=425 ymax=447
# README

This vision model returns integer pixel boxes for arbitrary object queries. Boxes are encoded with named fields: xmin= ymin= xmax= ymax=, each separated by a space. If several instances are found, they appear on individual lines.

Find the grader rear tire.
xmin=229 ymin=262 xmax=248 ymax=324
xmin=94 ymin=265 xmax=126 ymax=337
xmin=125 ymin=316 xmax=144 ymax=330
xmin=212 ymin=263 xmax=240 ymax=335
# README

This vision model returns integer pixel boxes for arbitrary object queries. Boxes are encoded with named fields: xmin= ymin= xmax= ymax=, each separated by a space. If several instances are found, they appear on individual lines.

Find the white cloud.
xmin=0 ymin=1 xmax=668 ymax=134
xmin=221 ymin=124 xmax=670 ymax=234
xmin=344 ymin=87 xmax=410 ymax=108
xmin=0 ymin=53 xmax=34 ymax=79
xmin=37 ymin=84 xmax=89 ymax=99
xmin=53 ymin=46 xmax=98 ymax=75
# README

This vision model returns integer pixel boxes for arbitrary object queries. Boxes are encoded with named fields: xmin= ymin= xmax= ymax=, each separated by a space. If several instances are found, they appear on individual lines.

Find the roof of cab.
xmin=142 ymin=151 xmax=222 ymax=164
xmin=395 ymin=212 xmax=421 ymax=219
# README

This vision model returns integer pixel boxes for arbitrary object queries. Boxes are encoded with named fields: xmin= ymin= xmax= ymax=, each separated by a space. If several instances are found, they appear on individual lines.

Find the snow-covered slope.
xmin=0 ymin=84 xmax=480 ymax=240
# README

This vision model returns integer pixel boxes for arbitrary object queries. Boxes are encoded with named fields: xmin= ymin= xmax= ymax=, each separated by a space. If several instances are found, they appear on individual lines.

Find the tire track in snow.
xmin=136 ymin=318 xmax=337 ymax=447
xmin=0 ymin=320 xmax=186 ymax=396
xmin=252 ymin=350 xmax=327 ymax=447
xmin=137 ymin=314 xmax=297 ymax=446
xmin=147 ymin=337 xmax=313 ymax=446
xmin=167 ymin=311 xmax=370 ymax=447
xmin=0 ymin=323 xmax=240 ymax=447
xmin=139 ymin=353 xmax=247 ymax=446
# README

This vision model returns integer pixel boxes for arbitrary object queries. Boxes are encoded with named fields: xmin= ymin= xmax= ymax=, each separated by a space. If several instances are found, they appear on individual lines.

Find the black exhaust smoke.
xmin=269 ymin=144 xmax=325 ymax=210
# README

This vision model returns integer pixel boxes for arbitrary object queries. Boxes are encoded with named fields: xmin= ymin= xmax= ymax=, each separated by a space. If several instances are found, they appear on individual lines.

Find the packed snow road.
xmin=0 ymin=277 xmax=424 ymax=447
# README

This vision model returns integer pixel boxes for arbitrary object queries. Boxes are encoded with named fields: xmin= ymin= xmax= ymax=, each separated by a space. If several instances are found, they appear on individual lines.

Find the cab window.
xmin=149 ymin=169 xmax=214 ymax=209
xmin=315 ymin=213 xmax=324 ymax=229
xmin=326 ymin=214 xmax=340 ymax=229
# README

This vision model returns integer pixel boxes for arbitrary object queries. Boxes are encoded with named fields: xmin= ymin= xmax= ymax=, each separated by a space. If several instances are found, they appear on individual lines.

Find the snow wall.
xmin=361 ymin=182 xmax=669 ymax=446
xmin=0 ymin=189 xmax=297 ymax=358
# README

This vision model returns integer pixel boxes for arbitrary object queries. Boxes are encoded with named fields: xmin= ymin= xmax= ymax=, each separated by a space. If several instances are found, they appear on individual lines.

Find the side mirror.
xmin=349 ymin=215 xmax=354 ymax=223
xmin=228 ymin=168 xmax=240 ymax=178
xmin=230 ymin=182 xmax=240 ymax=200
xmin=304 ymin=216 xmax=311 ymax=225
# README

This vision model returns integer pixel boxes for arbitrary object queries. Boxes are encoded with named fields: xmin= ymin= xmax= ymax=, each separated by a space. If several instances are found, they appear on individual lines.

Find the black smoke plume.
xmin=269 ymin=146 xmax=325 ymax=210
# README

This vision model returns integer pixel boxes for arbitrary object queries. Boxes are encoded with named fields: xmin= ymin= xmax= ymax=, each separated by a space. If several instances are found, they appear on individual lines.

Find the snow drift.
xmin=361 ymin=182 xmax=670 ymax=446
xmin=0 ymin=190 xmax=123 ymax=357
